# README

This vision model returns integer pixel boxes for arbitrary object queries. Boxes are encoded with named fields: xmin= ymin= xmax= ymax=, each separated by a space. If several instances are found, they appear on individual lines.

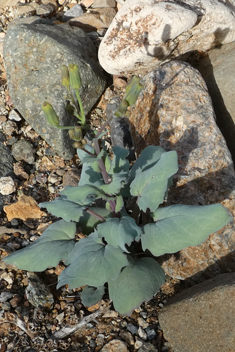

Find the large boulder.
xmin=4 ymin=17 xmax=106 ymax=159
xmin=158 ymin=273 xmax=235 ymax=352
xmin=98 ymin=0 xmax=235 ymax=75
xmin=129 ymin=60 xmax=235 ymax=281
xmin=192 ymin=41 xmax=235 ymax=163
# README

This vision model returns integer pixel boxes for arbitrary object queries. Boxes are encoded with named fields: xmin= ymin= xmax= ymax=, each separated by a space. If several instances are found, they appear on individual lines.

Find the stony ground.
xmin=0 ymin=1 xmax=189 ymax=351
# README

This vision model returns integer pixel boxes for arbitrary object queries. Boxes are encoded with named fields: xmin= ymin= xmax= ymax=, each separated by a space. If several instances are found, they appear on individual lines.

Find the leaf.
xmin=108 ymin=146 xmax=130 ymax=174
xmin=97 ymin=217 xmax=142 ymax=252
xmin=142 ymin=204 xmax=232 ymax=256
xmin=79 ymin=162 xmax=104 ymax=188
xmin=130 ymin=151 xmax=178 ymax=212
xmin=81 ymin=286 xmax=105 ymax=307
xmin=3 ymin=220 xmax=76 ymax=271
xmin=60 ymin=185 xmax=113 ymax=205
xmin=115 ymin=195 xmax=124 ymax=213
xmin=57 ymin=232 xmax=128 ymax=289
xmin=100 ymin=172 xmax=128 ymax=195
xmin=40 ymin=199 xmax=85 ymax=222
xmin=77 ymin=145 xmax=95 ymax=162
xmin=129 ymin=145 xmax=166 ymax=183
xmin=79 ymin=207 xmax=111 ymax=235
xmin=108 ymin=257 xmax=165 ymax=316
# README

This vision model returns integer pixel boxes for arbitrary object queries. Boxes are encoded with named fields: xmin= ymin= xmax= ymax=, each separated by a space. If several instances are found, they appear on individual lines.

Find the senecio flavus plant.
xmin=3 ymin=68 xmax=232 ymax=316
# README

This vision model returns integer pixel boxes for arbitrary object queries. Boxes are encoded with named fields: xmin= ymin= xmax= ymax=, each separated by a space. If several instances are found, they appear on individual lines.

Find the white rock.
xmin=0 ymin=176 xmax=16 ymax=195
xmin=175 ymin=0 xmax=235 ymax=54
xmin=98 ymin=0 xmax=235 ymax=75
xmin=8 ymin=109 xmax=21 ymax=121
xmin=98 ymin=0 xmax=198 ymax=75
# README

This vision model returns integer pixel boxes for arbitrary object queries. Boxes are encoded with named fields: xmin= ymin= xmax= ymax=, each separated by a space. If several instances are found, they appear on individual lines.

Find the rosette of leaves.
xmin=3 ymin=142 xmax=232 ymax=315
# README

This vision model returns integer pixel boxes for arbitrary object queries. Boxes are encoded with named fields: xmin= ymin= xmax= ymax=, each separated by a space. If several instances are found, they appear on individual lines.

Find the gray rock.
xmin=12 ymin=139 xmax=35 ymax=164
xmin=129 ymin=61 xmax=235 ymax=281
xmin=62 ymin=4 xmax=83 ymax=22
xmin=4 ymin=17 xmax=106 ymax=159
xmin=0 ymin=132 xmax=14 ymax=211
xmin=0 ymin=291 xmax=14 ymax=303
xmin=158 ymin=273 xmax=235 ymax=352
xmin=192 ymin=42 xmax=235 ymax=163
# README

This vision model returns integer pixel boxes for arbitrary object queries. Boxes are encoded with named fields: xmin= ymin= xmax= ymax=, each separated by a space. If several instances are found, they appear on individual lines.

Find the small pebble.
xmin=138 ymin=317 xmax=149 ymax=329
xmin=0 ymin=291 xmax=13 ymax=303
xmin=8 ymin=110 xmax=21 ymax=121
xmin=1 ymin=302 xmax=11 ymax=311
xmin=2 ymin=120 xmax=17 ymax=135
xmin=138 ymin=327 xmax=148 ymax=340
xmin=146 ymin=326 xmax=157 ymax=340
xmin=0 ymin=176 xmax=16 ymax=195
xmin=127 ymin=323 xmax=138 ymax=335
xmin=10 ymin=295 xmax=22 ymax=308
xmin=11 ymin=218 xmax=19 ymax=227
xmin=12 ymin=139 xmax=35 ymax=164
xmin=134 ymin=338 xmax=143 ymax=350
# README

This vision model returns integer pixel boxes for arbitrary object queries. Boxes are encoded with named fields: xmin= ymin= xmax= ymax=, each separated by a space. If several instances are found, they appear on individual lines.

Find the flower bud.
xmin=123 ymin=76 xmax=143 ymax=106
xmin=61 ymin=65 xmax=70 ymax=88
xmin=68 ymin=126 xmax=83 ymax=141
xmin=68 ymin=64 xmax=82 ymax=89
xmin=42 ymin=102 xmax=60 ymax=127
xmin=73 ymin=141 xmax=82 ymax=149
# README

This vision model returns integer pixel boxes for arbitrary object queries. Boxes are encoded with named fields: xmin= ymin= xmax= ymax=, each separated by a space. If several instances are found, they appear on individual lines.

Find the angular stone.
xmin=69 ymin=7 xmax=116 ymax=32
xmin=62 ymin=4 xmax=83 ymax=22
xmin=192 ymin=41 xmax=235 ymax=162
xmin=4 ymin=17 xmax=106 ymax=159
xmin=4 ymin=194 xmax=45 ymax=221
xmin=98 ymin=0 xmax=197 ymax=75
xmin=158 ymin=273 xmax=235 ymax=352
xmin=129 ymin=60 xmax=235 ymax=281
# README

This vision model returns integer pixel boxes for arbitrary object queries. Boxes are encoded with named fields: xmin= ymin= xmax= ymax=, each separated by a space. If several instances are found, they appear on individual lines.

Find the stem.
xmin=75 ymin=88 xmax=86 ymax=125
xmin=85 ymin=208 xmax=106 ymax=222
xmin=57 ymin=125 xmax=77 ymax=130
xmin=93 ymin=117 xmax=117 ymax=214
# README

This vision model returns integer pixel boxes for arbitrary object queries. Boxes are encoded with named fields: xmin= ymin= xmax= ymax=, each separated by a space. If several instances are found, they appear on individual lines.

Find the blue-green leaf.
xmin=100 ymin=172 xmax=128 ymax=195
xmin=115 ymin=195 xmax=124 ymax=213
xmin=81 ymin=286 xmax=105 ymax=307
xmin=60 ymin=185 xmax=113 ymax=205
xmin=57 ymin=232 xmax=128 ymax=289
xmin=40 ymin=199 xmax=85 ymax=222
xmin=79 ymin=162 xmax=103 ymax=188
xmin=78 ymin=207 xmax=111 ymax=235
xmin=97 ymin=217 xmax=142 ymax=252
xmin=142 ymin=204 xmax=232 ymax=256
xmin=130 ymin=151 xmax=178 ymax=212
xmin=129 ymin=145 xmax=166 ymax=183
xmin=108 ymin=146 xmax=129 ymax=174
xmin=3 ymin=220 xmax=76 ymax=271
xmin=108 ymin=257 xmax=165 ymax=316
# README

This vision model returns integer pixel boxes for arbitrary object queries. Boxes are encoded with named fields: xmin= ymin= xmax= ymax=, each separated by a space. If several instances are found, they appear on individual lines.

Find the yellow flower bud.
xmin=61 ymin=65 xmax=70 ymax=88
xmin=68 ymin=64 xmax=82 ymax=89
xmin=42 ymin=102 xmax=60 ymax=127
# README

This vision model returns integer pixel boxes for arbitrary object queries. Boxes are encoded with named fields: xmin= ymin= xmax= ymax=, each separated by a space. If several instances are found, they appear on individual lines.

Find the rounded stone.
xmin=12 ymin=139 xmax=35 ymax=164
